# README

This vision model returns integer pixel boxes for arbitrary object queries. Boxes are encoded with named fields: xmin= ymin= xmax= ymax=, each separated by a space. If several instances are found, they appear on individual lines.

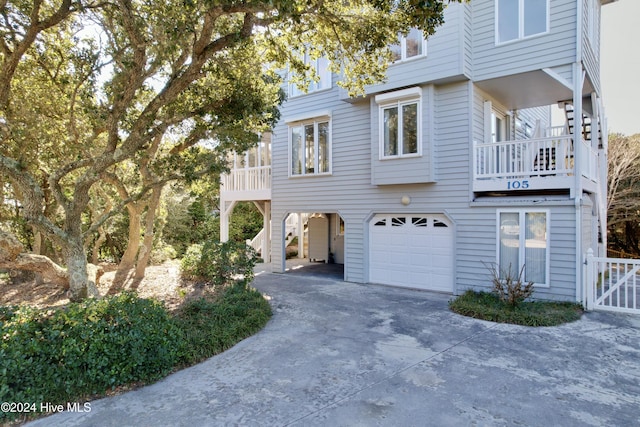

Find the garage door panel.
xmin=370 ymin=214 xmax=453 ymax=292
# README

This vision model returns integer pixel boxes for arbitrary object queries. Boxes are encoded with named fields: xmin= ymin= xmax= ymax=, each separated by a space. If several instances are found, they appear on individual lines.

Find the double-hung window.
xmin=497 ymin=210 xmax=550 ymax=286
xmin=289 ymin=52 xmax=331 ymax=97
xmin=375 ymin=87 xmax=422 ymax=159
xmin=496 ymin=0 xmax=549 ymax=44
xmin=390 ymin=28 xmax=427 ymax=62
xmin=290 ymin=117 xmax=330 ymax=176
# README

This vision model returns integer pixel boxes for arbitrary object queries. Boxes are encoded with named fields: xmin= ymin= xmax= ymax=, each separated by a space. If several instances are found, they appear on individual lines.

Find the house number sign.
xmin=506 ymin=180 xmax=530 ymax=190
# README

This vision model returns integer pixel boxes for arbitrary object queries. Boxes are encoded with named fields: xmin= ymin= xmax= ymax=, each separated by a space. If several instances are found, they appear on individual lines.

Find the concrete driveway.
xmin=29 ymin=266 xmax=640 ymax=426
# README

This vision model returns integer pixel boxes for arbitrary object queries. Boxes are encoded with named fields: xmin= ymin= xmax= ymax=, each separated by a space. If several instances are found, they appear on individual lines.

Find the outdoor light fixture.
xmin=401 ymin=196 xmax=411 ymax=206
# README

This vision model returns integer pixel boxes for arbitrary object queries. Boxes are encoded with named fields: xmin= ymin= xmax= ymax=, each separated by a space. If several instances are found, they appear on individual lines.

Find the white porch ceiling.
xmin=475 ymin=70 xmax=574 ymax=110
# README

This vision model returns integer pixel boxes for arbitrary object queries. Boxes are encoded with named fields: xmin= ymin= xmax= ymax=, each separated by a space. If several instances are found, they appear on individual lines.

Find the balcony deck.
xmin=220 ymin=165 xmax=271 ymax=201
xmin=473 ymin=135 xmax=600 ymax=196
xmin=221 ymin=135 xmax=601 ymax=200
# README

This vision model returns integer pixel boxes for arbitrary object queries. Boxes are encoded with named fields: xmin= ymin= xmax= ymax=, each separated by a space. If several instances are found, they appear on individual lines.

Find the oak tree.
xmin=0 ymin=0 xmax=460 ymax=300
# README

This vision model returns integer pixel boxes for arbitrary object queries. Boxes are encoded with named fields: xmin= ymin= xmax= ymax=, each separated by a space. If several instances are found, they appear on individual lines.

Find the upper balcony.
xmin=221 ymin=166 xmax=271 ymax=201
xmin=473 ymin=127 xmax=601 ymax=197
xmin=220 ymin=134 xmax=272 ymax=202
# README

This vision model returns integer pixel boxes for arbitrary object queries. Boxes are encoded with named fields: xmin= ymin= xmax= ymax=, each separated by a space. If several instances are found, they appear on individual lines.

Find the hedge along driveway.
xmin=30 ymin=268 xmax=640 ymax=426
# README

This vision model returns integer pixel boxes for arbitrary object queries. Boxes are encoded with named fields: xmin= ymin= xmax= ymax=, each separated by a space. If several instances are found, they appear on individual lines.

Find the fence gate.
xmin=584 ymin=249 xmax=640 ymax=314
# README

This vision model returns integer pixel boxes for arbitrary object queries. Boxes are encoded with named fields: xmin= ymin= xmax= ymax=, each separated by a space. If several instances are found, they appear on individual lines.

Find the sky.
xmin=601 ymin=0 xmax=640 ymax=136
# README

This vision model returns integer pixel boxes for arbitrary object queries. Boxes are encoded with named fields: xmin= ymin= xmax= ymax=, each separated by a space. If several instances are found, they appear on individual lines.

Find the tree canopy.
xmin=0 ymin=0 xmax=461 ymax=300
xmin=607 ymin=133 xmax=640 ymax=256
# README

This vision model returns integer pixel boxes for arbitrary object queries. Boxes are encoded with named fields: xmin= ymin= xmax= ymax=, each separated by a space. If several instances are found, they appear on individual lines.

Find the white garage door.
xmin=369 ymin=214 xmax=453 ymax=292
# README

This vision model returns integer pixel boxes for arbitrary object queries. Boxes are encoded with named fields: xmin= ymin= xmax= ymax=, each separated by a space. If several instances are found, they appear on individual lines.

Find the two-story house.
xmin=220 ymin=0 xmax=614 ymax=303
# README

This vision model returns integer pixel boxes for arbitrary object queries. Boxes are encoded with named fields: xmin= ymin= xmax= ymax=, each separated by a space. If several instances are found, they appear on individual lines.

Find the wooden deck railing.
xmin=221 ymin=166 xmax=271 ymax=192
xmin=474 ymin=136 xmax=574 ymax=180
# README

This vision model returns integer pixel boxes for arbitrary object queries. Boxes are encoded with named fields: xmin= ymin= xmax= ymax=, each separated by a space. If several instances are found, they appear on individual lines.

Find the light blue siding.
xmin=582 ymin=0 xmax=602 ymax=94
xmin=371 ymin=86 xmax=434 ymax=185
xmin=271 ymin=82 xmax=472 ymax=284
xmin=263 ymin=0 xmax=607 ymax=303
xmin=365 ymin=3 xmax=467 ymax=95
xmin=473 ymin=0 xmax=577 ymax=81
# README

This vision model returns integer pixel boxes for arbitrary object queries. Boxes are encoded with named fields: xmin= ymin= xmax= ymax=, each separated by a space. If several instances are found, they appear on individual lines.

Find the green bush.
xmin=175 ymin=283 xmax=272 ymax=365
xmin=180 ymin=240 xmax=257 ymax=287
xmin=0 ymin=293 xmax=182 ymax=422
xmin=1 ymin=239 xmax=270 ymax=423
xmin=180 ymin=243 xmax=204 ymax=278
xmin=449 ymin=290 xmax=583 ymax=327
xmin=150 ymin=242 xmax=178 ymax=265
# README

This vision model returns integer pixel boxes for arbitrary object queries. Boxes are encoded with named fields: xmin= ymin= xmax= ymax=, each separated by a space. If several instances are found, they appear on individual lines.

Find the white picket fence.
xmin=584 ymin=249 xmax=640 ymax=314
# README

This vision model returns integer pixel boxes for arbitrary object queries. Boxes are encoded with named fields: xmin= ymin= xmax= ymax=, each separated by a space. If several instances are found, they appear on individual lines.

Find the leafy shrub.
xmin=180 ymin=240 xmax=257 ymax=287
xmin=150 ymin=242 xmax=178 ymax=265
xmin=487 ymin=262 xmax=534 ymax=307
xmin=0 ymin=293 xmax=182 ymax=422
xmin=175 ymin=283 xmax=271 ymax=365
xmin=180 ymin=243 xmax=204 ymax=278
xmin=449 ymin=290 xmax=583 ymax=326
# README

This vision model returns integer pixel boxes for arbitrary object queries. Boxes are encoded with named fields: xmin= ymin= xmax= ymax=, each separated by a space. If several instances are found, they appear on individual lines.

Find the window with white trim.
xmin=497 ymin=210 xmax=549 ymax=286
xmin=496 ymin=0 xmax=549 ymax=44
xmin=289 ymin=52 xmax=331 ymax=97
xmin=290 ymin=118 xmax=330 ymax=176
xmin=390 ymin=28 xmax=427 ymax=62
xmin=375 ymin=87 xmax=422 ymax=159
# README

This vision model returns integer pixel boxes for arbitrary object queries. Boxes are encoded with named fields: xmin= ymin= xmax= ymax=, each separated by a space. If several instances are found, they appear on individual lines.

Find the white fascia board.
xmin=374 ymin=87 xmax=422 ymax=104
xmin=284 ymin=110 xmax=332 ymax=125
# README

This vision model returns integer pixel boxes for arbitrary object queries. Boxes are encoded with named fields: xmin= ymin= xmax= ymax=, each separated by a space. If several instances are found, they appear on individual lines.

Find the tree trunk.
xmin=0 ymin=230 xmax=101 ymax=296
xmin=134 ymin=185 xmax=163 ymax=280
xmin=91 ymin=226 xmax=107 ymax=264
xmin=117 ymin=204 xmax=142 ymax=272
xmin=32 ymin=228 xmax=44 ymax=285
xmin=65 ymin=240 xmax=93 ymax=301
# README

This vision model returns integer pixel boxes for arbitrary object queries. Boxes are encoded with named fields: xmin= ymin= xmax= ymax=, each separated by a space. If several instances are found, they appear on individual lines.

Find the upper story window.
xmin=288 ymin=53 xmax=331 ymax=97
xmin=375 ymin=87 xmax=422 ymax=159
xmin=496 ymin=0 xmax=549 ymax=44
xmin=390 ymin=28 xmax=427 ymax=61
xmin=289 ymin=116 xmax=331 ymax=176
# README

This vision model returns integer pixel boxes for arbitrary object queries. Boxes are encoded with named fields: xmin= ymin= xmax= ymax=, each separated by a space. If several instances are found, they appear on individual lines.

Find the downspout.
xmin=573 ymin=64 xmax=584 ymax=304
xmin=574 ymin=0 xmax=584 ymax=303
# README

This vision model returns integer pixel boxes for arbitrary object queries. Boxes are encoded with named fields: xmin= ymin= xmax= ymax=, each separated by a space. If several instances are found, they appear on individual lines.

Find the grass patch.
xmin=449 ymin=290 xmax=583 ymax=327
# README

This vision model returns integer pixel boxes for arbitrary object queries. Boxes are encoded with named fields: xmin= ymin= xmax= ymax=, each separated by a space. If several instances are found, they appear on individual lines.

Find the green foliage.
xmin=149 ymin=242 xmax=178 ymax=265
xmin=449 ymin=290 xmax=583 ymax=327
xmin=487 ymin=263 xmax=535 ymax=307
xmin=180 ymin=243 xmax=204 ymax=279
xmin=163 ymin=193 xmax=219 ymax=257
xmin=174 ymin=283 xmax=272 ymax=365
xmin=228 ymin=202 xmax=263 ymax=243
xmin=0 ymin=293 xmax=182 ymax=422
xmin=1 ymin=0 xmax=456 ymax=301
xmin=180 ymin=240 xmax=257 ymax=287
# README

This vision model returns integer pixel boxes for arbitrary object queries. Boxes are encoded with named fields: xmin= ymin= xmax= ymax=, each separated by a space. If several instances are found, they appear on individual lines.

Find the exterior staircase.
xmin=247 ymin=213 xmax=309 ymax=256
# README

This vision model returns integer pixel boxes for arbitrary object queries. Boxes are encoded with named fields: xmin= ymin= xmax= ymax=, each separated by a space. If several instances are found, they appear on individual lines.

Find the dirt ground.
xmin=0 ymin=260 xmax=197 ymax=310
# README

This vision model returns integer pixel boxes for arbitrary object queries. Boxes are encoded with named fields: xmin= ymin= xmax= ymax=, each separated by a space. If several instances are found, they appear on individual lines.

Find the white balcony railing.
xmin=221 ymin=166 xmax=271 ymax=193
xmin=473 ymin=136 xmax=600 ymax=193
xmin=581 ymin=139 xmax=599 ymax=182
xmin=475 ymin=136 xmax=574 ymax=180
